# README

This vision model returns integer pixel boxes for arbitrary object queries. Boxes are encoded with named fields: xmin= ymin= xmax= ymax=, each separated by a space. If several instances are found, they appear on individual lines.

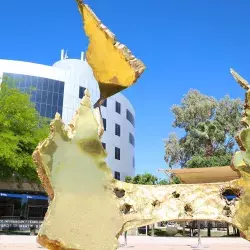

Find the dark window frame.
xmin=129 ymin=133 xmax=135 ymax=147
xmin=126 ymin=109 xmax=135 ymax=127
xmin=102 ymin=142 xmax=106 ymax=150
xmin=103 ymin=118 xmax=107 ymax=131
xmin=115 ymin=101 xmax=121 ymax=114
xmin=114 ymin=171 xmax=121 ymax=180
xmin=115 ymin=147 xmax=120 ymax=160
xmin=115 ymin=124 xmax=121 ymax=137
xmin=79 ymin=86 xmax=86 ymax=99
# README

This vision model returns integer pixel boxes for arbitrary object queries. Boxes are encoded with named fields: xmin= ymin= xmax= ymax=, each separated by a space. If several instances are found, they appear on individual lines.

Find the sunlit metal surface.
xmin=76 ymin=0 xmax=145 ymax=104
xmin=31 ymin=1 xmax=250 ymax=249
xmin=33 ymin=84 xmax=250 ymax=249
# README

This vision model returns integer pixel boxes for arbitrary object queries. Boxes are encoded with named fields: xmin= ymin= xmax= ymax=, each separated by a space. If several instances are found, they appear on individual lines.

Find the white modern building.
xmin=0 ymin=51 xmax=136 ymax=180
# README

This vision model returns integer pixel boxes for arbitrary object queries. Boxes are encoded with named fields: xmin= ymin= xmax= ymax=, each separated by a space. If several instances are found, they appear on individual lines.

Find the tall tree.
xmin=0 ymin=82 xmax=49 ymax=182
xmin=124 ymin=173 xmax=180 ymax=185
xmin=164 ymin=89 xmax=242 ymax=168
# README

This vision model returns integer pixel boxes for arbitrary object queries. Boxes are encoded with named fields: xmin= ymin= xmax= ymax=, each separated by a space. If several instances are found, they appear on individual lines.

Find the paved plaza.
xmin=0 ymin=235 xmax=249 ymax=250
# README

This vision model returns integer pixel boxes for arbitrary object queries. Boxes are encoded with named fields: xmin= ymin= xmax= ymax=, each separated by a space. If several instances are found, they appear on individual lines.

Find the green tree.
xmin=0 ymin=82 xmax=49 ymax=182
xmin=125 ymin=173 xmax=176 ymax=185
xmin=164 ymin=89 xmax=242 ymax=168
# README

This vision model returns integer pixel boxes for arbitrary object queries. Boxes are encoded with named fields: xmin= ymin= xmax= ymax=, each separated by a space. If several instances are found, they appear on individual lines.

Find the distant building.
xmin=0 ymin=50 xmax=136 ymax=181
xmin=0 ymin=51 xmax=135 ymax=227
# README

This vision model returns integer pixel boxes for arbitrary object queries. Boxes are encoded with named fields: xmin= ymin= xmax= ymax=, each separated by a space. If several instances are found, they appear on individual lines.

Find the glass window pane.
xmin=40 ymin=104 xmax=46 ymax=117
xmin=58 ymin=94 xmax=64 ymax=106
xmin=115 ymin=124 xmax=120 ymax=136
xmin=115 ymin=147 xmax=120 ymax=160
xmin=52 ymin=106 xmax=57 ymax=117
xmin=41 ymin=91 xmax=47 ymax=103
xmin=25 ymin=75 xmax=32 ymax=89
xmin=116 ymin=102 xmax=121 ymax=114
xmin=52 ymin=93 xmax=59 ymax=106
xmin=19 ymin=78 xmax=25 ymax=88
xmin=47 ymin=92 xmax=53 ymax=105
xmin=79 ymin=86 xmax=85 ymax=99
xmin=46 ymin=105 xmax=52 ymax=118
xmin=114 ymin=171 xmax=120 ymax=180
xmin=36 ymin=91 xmax=42 ymax=103
xmin=59 ymin=82 xmax=64 ymax=94
xmin=126 ymin=109 xmax=135 ymax=127
xmin=30 ymin=93 xmax=36 ymax=103
xmin=57 ymin=106 xmax=63 ymax=115
xmin=48 ymin=80 xmax=53 ymax=92
xmin=53 ymin=81 xmax=59 ymax=93
xmin=129 ymin=133 xmax=135 ymax=147
xmin=36 ymin=103 xmax=41 ymax=112
xmin=103 ymin=118 xmax=106 ymax=131
xmin=43 ymin=78 xmax=49 ymax=91
xmin=31 ymin=76 xmax=37 ymax=89
xmin=37 ymin=77 xmax=43 ymax=90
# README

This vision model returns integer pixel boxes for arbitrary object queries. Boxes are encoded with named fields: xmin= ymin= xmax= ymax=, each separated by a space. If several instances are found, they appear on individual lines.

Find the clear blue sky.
xmin=1 ymin=0 xmax=250 ymax=178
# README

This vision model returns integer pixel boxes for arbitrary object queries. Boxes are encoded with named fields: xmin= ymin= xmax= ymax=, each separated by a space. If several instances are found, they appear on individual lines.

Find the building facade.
xmin=0 ymin=51 xmax=135 ymax=181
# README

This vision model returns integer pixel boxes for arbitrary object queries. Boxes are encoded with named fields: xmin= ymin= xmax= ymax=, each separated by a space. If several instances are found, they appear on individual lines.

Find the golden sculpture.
xmin=76 ymin=0 xmax=145 ymax=106
xmin=32 ymin=1 xmax=250 ymax=249
xmin=33 ymin=83 xmax=250 ymax=249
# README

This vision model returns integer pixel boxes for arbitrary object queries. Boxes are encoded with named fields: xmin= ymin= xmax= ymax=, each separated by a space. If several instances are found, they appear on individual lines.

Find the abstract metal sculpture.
xmin=32 ymin=1 xmax=250 ymax=249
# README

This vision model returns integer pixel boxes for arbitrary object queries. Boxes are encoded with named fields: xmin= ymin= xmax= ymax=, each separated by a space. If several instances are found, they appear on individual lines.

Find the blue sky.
xmin=1 ymin=0 xmax=250 ymax=178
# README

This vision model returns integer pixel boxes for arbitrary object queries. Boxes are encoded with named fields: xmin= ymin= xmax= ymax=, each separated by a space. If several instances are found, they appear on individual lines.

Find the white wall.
xmin=0 ymin=58 xmax=135 ymax=180
xmin=53 ymin=58 xmax=135 ymax=180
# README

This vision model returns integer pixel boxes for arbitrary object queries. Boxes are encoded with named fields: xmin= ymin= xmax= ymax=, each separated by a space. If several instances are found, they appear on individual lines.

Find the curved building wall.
xmin=0 ymin=58 xmax=135 ymax=180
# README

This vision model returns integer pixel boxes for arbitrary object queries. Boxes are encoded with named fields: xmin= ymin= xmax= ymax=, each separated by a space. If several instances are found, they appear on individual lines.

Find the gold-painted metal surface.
xmin=32 ymin=1 xmax=250 ymax=249
xmin=76 ymin=0 xmax=145 ymax=102
xmin=167 ymin=166 xmax=240 ymax=184
xmin=33 ymin=83 xmax=250 ymax=249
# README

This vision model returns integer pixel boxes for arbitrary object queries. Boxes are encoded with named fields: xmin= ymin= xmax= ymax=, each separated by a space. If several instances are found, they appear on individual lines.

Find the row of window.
xmin=3 ymin=73 xmax=65 ymax=119
xmin=102 ymin=119 xmax=135 ymax=146
xmin=4 ymin=73 xmax=64 ymax=94
xmin=78 ymin=87 xmax=135 ymax=127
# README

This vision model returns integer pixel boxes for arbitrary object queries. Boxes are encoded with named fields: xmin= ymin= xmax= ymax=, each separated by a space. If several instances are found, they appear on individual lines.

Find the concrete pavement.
xmin=0 ymin=235 xmax=249 ymax=249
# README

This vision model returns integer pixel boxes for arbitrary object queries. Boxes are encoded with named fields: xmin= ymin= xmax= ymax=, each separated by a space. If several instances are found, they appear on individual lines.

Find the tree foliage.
xmin=125 ymin=173 xmax=180 ymax=185
xmin=164 ymin=89 xmax=242 ymax=168
xmin=0 ymin=82 xmax=49 ymax=182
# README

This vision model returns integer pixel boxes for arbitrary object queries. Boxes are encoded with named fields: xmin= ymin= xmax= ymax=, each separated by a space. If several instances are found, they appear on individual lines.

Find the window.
xmin=3 ymin=73 xmax=65 ymax=119
xmin=114 ymin=171 xmax=120 ymax=180
xmin=129 ymin=133 xmax=135 ymax=147
xmin=126 ymin=109 xmax=135 ymax=127
xmin=102 ymin=99 xmax=107 ymax=107
xmin=103 ymin=118 xmax=107 ymax=131
xmin=102 ymin=142 xmax=106 ymax=149
xmin=115 ymin=124 xmax=121 ymax=136
xmin=133 ymin=157 xmax=135 ymax=168
xmin=79 ymin=86 xmax=86 ymax=99
xmin=116 ymin=101 xmax=121 ymax=114
xmin=115 ymin=147 xmax=120 ymax=160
